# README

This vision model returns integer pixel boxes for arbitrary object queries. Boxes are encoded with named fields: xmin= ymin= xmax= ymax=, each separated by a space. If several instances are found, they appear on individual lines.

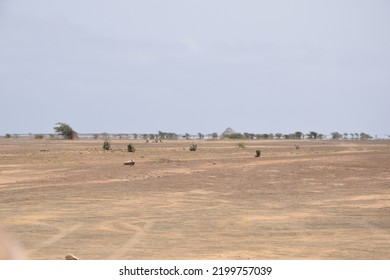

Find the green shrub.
xmin=34 ymin=134 xmax=44 ymax=139
xmin=127 ymin=143 xmax=136 ymax=153
xmin=255 ymin=149 xmax=261 ymax=157
xmin=103 ymin=140 xmax=111 ymax=151
xmin=5 ymin=133 xmax=11 ymax=138
xmin=189 ymin=143 xmax=198 ymax=151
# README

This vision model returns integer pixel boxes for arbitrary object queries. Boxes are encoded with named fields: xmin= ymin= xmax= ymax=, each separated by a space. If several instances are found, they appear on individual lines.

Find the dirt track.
xmin=0 ymin=139 xmax=389 ymax=259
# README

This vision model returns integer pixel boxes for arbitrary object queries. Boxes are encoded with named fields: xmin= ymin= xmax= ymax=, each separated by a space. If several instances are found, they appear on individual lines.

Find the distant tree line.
xmin=330 ymin=132 xmax=373 ymax=140
xmin=2 ymin=123 xmax=380 ymax=141
xmin=223 ymin=131 xmax=374 ymax=140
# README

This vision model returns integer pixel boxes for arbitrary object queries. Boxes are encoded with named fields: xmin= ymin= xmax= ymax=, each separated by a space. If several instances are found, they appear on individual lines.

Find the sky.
xmin=0 ymin=0 xmax=389 ymax=136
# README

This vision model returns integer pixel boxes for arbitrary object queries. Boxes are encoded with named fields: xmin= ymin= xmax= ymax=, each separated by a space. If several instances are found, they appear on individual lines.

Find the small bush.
xmin=189 ymin=143 xmax=198 ymax=151
xmin=127 ymin=143 xmax=136 ymax=153
xmin=34 ymin=134 xmax=44 ymax=139
xmin=236 ymin=142 xmax=245 ymax=148
xmin=103 ymin=140 xmax=111 ymax=151
xmin=5 ymin=133 xmax=11 ymax=138
xmin=255 ymin=149 xmax=261 ymax=157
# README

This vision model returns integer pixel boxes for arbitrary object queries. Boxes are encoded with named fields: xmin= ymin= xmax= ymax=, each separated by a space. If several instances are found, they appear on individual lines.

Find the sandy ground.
xmin=0 ymin=138 xmax=389 ymax=260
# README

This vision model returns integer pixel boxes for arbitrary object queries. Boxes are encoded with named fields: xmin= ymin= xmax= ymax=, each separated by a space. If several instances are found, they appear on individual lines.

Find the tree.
xmin=307 ymin=131 xmax=318 ymax=139
xmin=167 ymin=132 xmax=178 ymax=139
xmin=54 ymin=123 xmax=78 ymax=140
xmin=226 ymin=133 xmax=244 ymax=139
xmin=359 ymin=132 xmax=372 ymax=140
xmin=331 ymin=132 xmax=342 ymax=140
xmin=198 ymin=133 xmax=204 ymax=139
xmin=243 ymin=133 xmax=255 ymax=139
xmin=275 ymin=133 xmax=283 ymax=139
xmin=211 ymin=132 xmax=218 ymax=139
xmin=158 ymin=131 xmax=165 ymax=139
xmin=294 ymin=131 xmax=304 ymax=139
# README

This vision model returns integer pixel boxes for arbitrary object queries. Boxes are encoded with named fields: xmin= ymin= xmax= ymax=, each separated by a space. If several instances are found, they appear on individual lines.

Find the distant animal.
xmin=124 ymin=159 xmax=135 ymax=166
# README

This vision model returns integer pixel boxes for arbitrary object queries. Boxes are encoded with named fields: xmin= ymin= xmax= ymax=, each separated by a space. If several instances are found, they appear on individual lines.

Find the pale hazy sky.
xmin=1 ymin=0 xmax=389 ymax=136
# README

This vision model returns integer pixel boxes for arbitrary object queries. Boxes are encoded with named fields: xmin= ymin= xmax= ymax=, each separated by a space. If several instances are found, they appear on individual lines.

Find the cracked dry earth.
xmin=0 ymin=139 xmax=389 ymax=259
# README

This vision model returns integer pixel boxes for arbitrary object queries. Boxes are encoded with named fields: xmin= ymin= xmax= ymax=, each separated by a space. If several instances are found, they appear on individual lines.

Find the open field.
xmin=0 ymin=138 xmax=389 ymax=259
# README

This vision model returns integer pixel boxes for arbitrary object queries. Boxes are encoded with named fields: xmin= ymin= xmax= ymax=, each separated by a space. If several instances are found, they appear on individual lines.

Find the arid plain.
xmin=0 ymin=138 xmax=389 ymax=259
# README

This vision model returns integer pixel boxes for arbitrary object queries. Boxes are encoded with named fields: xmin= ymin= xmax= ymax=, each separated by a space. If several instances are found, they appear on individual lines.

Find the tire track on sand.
xmin=27 ymin=222 xmax=84 ymax=255
xmin=109 ymin=221 xmax=153 ymax=259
